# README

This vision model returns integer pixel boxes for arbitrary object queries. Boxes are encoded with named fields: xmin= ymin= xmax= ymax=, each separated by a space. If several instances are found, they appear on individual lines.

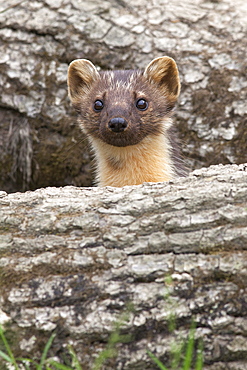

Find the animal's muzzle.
xmin=108 ymin=117 xmax=128 ymax=133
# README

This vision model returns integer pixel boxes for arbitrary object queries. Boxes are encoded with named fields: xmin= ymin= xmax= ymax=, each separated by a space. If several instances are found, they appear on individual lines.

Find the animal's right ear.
xmin=67 ymin=59 xmax=100 ymax=103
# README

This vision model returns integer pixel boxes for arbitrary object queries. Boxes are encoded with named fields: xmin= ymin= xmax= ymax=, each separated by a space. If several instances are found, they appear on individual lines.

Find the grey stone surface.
xmin=0 ymin=0 xmax=247 ymax=192
xmin=0 ymin=163 xmax=247 ymax=369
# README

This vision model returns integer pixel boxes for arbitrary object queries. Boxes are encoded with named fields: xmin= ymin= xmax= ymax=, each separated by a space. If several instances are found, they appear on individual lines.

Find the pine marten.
xmin=67 ymin=56 xmax=185 ymax=187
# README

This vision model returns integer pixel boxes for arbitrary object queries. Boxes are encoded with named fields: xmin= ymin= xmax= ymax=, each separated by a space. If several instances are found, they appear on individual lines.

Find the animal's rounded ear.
xmin=144 ymin=56 xmax=180 ymax=99
xmin=67 ymin=59 xmax=100 ymax=101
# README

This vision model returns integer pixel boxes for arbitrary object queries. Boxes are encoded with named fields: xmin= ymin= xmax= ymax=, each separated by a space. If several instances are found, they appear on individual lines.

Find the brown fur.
xmin=67 ymin=56 xmax=185 ymax=187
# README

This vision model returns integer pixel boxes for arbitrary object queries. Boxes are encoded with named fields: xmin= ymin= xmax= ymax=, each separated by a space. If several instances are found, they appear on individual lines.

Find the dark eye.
xmin=94 ymin=100 xmax=104 ymax=112
xmin=136 ymin=98 xmax=148 ymax=111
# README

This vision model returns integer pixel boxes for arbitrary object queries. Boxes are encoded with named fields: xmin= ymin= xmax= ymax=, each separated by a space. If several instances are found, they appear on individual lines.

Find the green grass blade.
xmin=0 ymin=349 xmax=13 ymax=362
xmin=68 ymin=345 xmax=82 ymax=370
xmin=195 ymin=339 xmax=204 ymax=370
xmin=37 ymin=333 xmax=56 ymax=370
xmin=92 ymin=348 xmax=116 ymax=370
xmin=170 ymin=340 xmax=183 ymax=370
xmin=146 ymin=350 xmax=169 ymax=370
xmin=183 ymin=324 xmax=196 ymax=370
xmin=47 ymin=360 xmax=73 ymax=370
xmin=0 ymin=325 xmax=18 ymax=369
xmin=17 ymin=357 xmax=33 ymax=369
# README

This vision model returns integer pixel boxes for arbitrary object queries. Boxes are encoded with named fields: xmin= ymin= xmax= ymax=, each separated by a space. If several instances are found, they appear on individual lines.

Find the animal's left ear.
xmin=144 ymin=56 xmax=180 ymax=100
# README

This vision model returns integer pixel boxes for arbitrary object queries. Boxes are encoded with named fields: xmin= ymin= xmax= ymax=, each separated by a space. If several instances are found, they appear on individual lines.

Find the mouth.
xmin=101 ymin=132 xmax=143 ymax=147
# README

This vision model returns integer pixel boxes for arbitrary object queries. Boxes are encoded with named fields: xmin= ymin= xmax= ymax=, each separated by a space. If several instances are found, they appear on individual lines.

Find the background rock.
xmin=0 ymin=0 xmax=247 ymax=192
xmin=0 ymin=163 xmax=247 ymax=369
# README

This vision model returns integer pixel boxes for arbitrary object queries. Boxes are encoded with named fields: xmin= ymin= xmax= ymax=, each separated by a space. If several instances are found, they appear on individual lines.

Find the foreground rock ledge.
xmin=0 ymin=163 xmax=247 ymax=369
xmin=1 ymin=0 xmax=247 ymax=192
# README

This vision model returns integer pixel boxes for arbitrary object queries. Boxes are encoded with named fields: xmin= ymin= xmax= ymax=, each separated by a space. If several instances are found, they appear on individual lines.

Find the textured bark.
xmin=0 ymin=163 xmax=247 ymax=369
xmin=0 ymin=0 xmax=247 ymax=192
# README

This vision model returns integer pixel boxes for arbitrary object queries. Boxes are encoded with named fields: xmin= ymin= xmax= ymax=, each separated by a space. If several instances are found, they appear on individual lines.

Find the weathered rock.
xmin=0 ymin=0 xmax=247 ymax=192
xmin=0 ymin=163 xmax=247 ymax=369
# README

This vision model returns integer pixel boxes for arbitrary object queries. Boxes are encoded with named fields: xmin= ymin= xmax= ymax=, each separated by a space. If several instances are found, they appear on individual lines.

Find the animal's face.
xmin=68 ymin=57 xmax=180 ymax=147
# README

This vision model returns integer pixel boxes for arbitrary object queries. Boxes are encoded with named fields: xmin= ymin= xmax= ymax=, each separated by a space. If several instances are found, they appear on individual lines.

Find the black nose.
xmin=108 ymin=117 xmax=128 ymax=133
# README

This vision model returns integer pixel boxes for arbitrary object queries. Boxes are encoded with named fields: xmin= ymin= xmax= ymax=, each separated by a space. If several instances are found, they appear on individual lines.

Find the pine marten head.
xmin=67 ymin=57 xmax=180 ymax=148
xmin=67 ymin=57 xmax=184 ymax=186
